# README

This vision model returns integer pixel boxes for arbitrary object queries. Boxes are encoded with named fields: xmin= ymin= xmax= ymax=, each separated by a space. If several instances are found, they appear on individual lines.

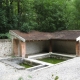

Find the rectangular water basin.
xmin=0 ymin=57 xmax=49 ymax=71
xmin=29 ymin=53 xmax=74 ymax=64
xmin=38 ymin=57 xmax=65 ymax=64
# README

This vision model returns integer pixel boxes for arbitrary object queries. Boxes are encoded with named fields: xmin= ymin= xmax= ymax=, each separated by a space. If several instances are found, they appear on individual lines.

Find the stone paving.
xmin=0 ymin=57 xmax=80 ymax=80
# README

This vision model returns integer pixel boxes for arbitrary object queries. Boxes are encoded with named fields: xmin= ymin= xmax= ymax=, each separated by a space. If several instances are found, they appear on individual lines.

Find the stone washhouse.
xmin=9 ymin=30 xmax=80 ymax=58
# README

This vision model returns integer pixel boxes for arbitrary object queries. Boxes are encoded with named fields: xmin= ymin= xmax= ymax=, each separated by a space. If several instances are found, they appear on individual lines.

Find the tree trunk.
xmin=17 ymin=0 xmax=20 ymax=27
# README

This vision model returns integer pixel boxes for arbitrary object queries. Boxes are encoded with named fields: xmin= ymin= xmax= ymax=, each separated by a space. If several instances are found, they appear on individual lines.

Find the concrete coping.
xmin=23 ymin=58 xmax=53 ymax=66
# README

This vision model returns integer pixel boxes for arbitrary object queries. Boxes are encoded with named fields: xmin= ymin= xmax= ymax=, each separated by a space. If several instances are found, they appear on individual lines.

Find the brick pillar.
xmin=20 ymin=41 xmax=27 ymax=58
xmin=76 ymin=41 xmax=79 ymax=56
xmin=49 ymin=40 xmax=52 ymax=52
xmin=13 ymin=39 xmax=19 ymax=56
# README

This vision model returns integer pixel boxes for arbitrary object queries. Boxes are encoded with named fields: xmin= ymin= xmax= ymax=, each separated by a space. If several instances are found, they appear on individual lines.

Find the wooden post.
xmin=79 ymin=41 xmax=80 ymax=56
xmin=76 ymin=41 xmax=79 ymax=56
xmin=49 ymin=40 xmax=52 ymax=52
xmin=13 ymin=39 xmax=19 ymax=56
xmin=20 ymin=41 xmax=27 ymax=58
xmin=18 ymin=40 xmax=21 ymax=57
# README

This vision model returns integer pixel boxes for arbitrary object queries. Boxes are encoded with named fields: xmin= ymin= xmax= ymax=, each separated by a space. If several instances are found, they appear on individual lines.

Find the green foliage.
xmin=18 ymin=0 xmax=37 ymax=32
xmin=27 ymin=75 xmax=32 ymax=78
xmin=5 ymin=33 xmax=10 ymax=39
xmin=54 ymin=76 xmax=59 ymax=80
xmin=34 ymin=0 xmax=66 ymax=32
xmin=0 ymin=32 xmax=10 ymax=39
xmin=18 ymin=77 xmax=24 ymax=80
xmin=20 ymin=62 xmax=32 ymax=68
xmin=64 ymin=0 xmax=76 ymax=30
xmin=0 ymin=9 xmax=7 ymax=33
xmin=0 ymin=34 xmax=7 ymax=39
xmin=74 ymin=0 xmax=80 ymax=29
xmin=20 ymin=23 xmax=31 ymax=33
xmin=1 ymin=0 xmax=80 ymax=34
xmin=39 ymin=57 xmax=64 ymax=64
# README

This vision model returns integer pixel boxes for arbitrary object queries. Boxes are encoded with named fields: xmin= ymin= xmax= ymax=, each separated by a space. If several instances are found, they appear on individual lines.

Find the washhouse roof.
xmin=52 ymin=30 xmax=80 ymax=40
xmin=9 ymin=30 xmax=80 ymax=42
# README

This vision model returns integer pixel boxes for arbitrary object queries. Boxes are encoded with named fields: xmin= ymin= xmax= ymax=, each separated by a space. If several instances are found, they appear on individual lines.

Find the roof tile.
xmin=10 ymin=30 xmax=80 ymax=41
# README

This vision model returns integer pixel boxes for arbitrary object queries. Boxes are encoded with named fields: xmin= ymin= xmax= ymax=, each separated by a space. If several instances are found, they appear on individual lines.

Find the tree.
xmin=1 ymin=0 xmax=80 ymax=33
xmin=64 ymin=0 xmax=77 ymax=30
xmin=19 ymin=0 xmax=37 ymax=32
xmin=74 ymin=0 xmax=80 ymax=29
xmin=0 ymin=0 xmax=19 ymax=33
xmin=0 ymin=9 xmax=7 ymax=33
xmin=33 ymin=0 xmax=67 ymax=32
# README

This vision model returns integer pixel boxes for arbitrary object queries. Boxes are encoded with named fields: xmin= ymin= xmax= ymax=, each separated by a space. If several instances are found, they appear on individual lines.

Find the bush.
xmin=0 ymin=33 xmax=9 ymax=39
xmin=20 ymin=23 xmax=31 ymax=33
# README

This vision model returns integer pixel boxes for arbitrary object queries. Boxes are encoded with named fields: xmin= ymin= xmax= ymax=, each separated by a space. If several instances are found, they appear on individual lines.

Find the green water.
xmin=39 ymin=57 xmax=65 ymax=64
xmin=20 ymin=63 xmax=32 ymax=68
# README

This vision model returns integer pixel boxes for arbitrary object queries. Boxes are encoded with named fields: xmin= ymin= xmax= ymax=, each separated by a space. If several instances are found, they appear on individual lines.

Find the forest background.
xmin=0 ymin=0 xmax=80 ymax=38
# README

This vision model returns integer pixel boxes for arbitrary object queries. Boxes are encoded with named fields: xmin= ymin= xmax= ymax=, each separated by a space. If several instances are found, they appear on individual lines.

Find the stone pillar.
xmin=20 ymin=41 xmax=27 ymax=58
xmin=76 ymin=41 xmax=79 ymax=56
xmin=13 ymin=39 xmax=19 ymax=56
xmin=49 ymin=40 xmax=52 ymax=52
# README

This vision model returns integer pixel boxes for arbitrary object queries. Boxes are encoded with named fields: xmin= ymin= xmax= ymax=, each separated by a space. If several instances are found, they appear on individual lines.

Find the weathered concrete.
xmin=1 ymin=60 xmax=25 ymax=70
xmin=0 ymin=57 xmax=80 ymax=80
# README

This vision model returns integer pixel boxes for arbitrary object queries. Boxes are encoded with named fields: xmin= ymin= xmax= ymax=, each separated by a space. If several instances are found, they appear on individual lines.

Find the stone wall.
xmin=0 ymin=39 xmax=12 ymax=56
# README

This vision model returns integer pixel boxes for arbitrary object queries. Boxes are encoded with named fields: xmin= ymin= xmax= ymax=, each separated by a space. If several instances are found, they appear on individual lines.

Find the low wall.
xmin=0 ymin=39 xmax=12 ymax=56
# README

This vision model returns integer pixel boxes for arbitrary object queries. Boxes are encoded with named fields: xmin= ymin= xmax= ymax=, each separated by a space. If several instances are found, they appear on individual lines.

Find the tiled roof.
xmin=51 ymin=30 xmax=80 ymax=40
xmin=9 ymin=30 xmax=80 ymax=41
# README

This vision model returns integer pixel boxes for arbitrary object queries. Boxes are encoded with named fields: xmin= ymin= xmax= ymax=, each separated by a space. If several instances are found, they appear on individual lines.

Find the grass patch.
xmin=39 ymin=57 xmax=65 ymax=64
xmin=19 ymin=63 xmax=32 ymax=68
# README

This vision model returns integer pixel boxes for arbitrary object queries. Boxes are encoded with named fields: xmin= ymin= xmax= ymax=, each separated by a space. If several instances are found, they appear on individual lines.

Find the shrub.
xmin=0 ymin=34 xmax=8 ymax=39
xmin=20 ymin=23 xmax=31 ymax=33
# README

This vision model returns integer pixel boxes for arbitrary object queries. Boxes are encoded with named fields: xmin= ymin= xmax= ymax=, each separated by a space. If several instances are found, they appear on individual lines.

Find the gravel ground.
xmin=0 ymin=57 xmax=80 ymax=80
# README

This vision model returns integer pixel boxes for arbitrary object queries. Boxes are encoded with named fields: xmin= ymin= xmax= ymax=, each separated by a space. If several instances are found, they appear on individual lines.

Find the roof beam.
xmin=9 ymin=30 xmax=26 ymax=42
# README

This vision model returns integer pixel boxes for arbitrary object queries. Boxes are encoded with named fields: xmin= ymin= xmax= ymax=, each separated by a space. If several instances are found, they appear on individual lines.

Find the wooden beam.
xmin=49 ymin=40 xmax=52 ymax=52
xmin=9 ymin=30 xmax=26 ymax=42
